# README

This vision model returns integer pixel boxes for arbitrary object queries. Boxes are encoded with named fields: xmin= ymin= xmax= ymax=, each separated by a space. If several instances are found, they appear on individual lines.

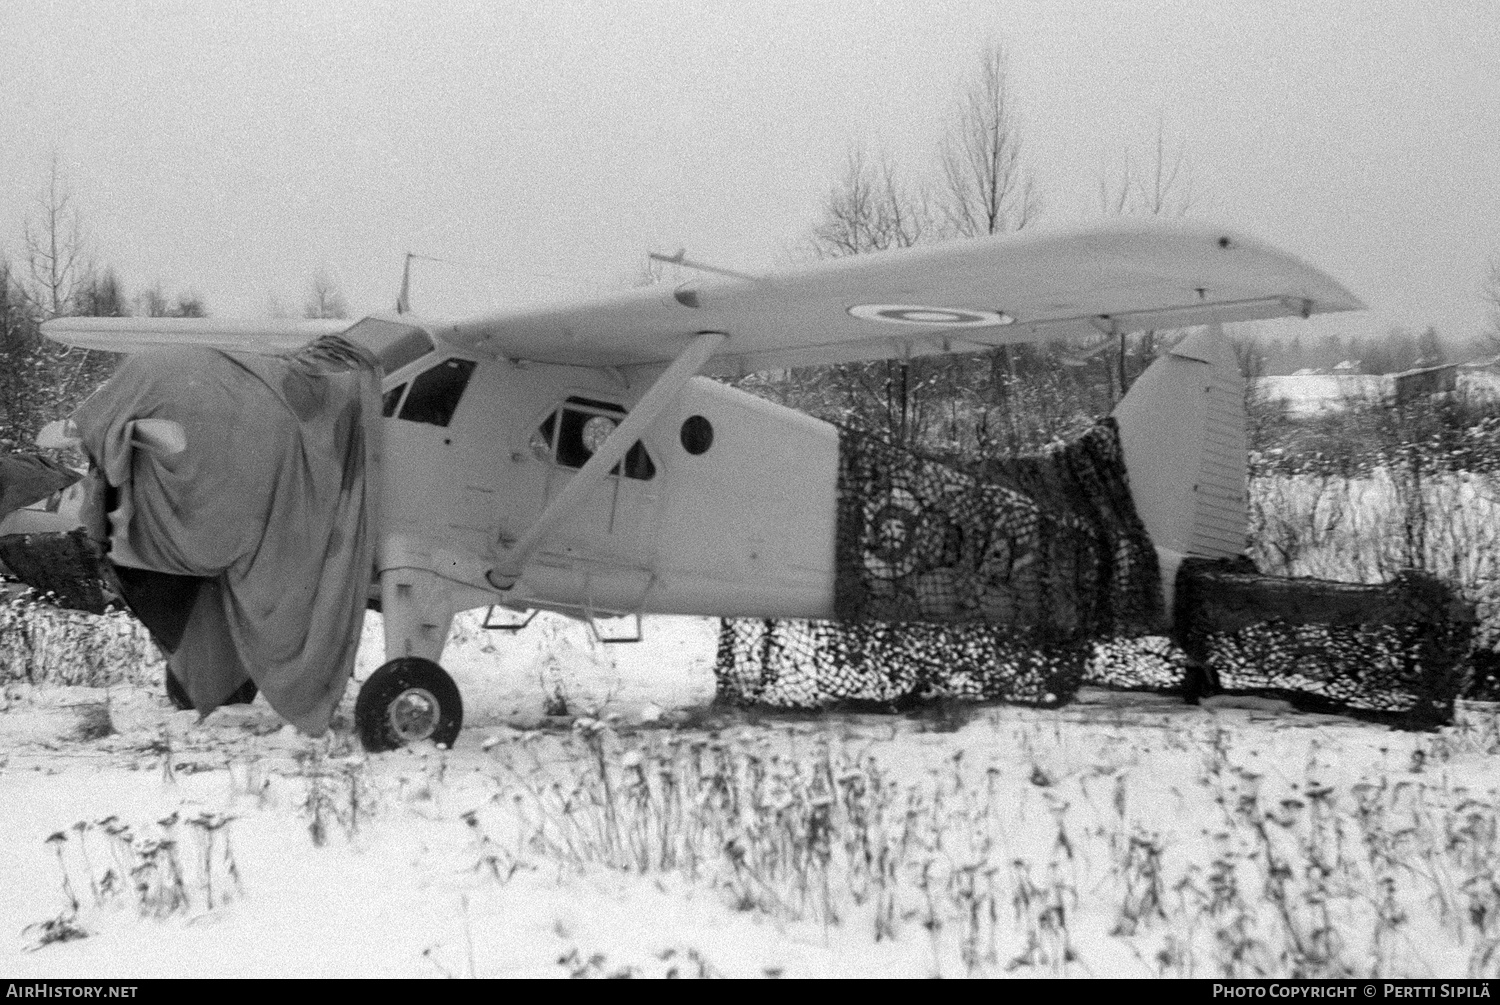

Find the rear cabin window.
xmin=397 ymin=358 xmax=476 ymax=427
xmin=530 ymin=397 xmax=655 ymax=480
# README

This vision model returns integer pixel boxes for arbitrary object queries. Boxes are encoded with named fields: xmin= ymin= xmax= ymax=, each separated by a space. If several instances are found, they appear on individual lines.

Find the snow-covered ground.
xmin=5 ymin=611 xmax=1500 ymax=978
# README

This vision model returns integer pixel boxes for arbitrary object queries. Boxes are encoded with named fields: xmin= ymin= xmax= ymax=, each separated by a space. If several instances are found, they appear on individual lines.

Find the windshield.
xmin=340 ymin=318 xmax=435 ymax=375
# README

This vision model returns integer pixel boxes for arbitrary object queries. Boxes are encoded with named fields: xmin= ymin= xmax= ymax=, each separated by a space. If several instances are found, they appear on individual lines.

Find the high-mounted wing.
xmin=441 ymin=220 xmax=1361 ymax=376
xmin=40 ymin=317 xmax=351 ymax=354
xmin=41 ymin=221 xmax=1361 ymax=377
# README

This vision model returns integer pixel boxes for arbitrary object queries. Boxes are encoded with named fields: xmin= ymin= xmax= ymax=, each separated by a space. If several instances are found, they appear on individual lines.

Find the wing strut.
xmin=486 ymin=329 xmax=729 ymax=589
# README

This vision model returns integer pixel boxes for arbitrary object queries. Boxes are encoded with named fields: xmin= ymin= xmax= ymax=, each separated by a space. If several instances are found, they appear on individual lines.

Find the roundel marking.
xmin=848 ymin=303 xmax=1015 ymax=328
xmin=863 ymin=486 xmax=923 ymax=580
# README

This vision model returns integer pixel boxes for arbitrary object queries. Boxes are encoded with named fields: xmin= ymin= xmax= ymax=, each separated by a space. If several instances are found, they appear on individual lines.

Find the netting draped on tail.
xmin=716 ymin=419 xmax=1164 ymax=708
xmin=834 ymin=418 xmax=1163 ymax=635
xmin=1174 ymin=558 xmax=1476 ymax=726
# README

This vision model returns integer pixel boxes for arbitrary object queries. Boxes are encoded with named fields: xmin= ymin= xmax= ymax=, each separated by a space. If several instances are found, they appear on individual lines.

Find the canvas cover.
xmin=71 ymin=336 xmax=382 ymax=734
xmin=0 ymin=453 xmax=80 ymax=519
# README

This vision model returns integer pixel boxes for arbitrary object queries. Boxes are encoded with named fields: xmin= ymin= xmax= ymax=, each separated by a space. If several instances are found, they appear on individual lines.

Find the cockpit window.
xmin=342 ymin=318 xmax=436 ymax=374
xmin=531 ymin=397 xmax=655 ymax=480
xmin=382 ymin=383 xmax=407 ymax=417
xmin=374 ymin=329 xmax=435 ymax=374
xmin=398 ymin=358 xmax=476 ymax=427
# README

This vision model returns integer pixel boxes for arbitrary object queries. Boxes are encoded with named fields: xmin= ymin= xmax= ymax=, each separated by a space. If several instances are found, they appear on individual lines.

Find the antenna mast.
xmin=396 ymin=252 xmax=451 ymax=314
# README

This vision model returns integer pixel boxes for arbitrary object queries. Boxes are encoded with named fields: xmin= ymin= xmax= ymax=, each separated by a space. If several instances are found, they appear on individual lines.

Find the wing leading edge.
xmin=41 ymin=221 xmax=1362 ymax=376
xmin=441 ymin=220 xmax=1361 ymax=376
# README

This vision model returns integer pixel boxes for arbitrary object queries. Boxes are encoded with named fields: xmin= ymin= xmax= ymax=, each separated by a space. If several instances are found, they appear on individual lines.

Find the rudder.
xmin=1110 ymin=324 xmax=1248 ymax=616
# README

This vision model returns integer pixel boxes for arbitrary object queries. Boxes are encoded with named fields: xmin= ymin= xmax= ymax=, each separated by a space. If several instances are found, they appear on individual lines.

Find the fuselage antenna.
xmin=648 ymin=248 xmax=761 ymax=283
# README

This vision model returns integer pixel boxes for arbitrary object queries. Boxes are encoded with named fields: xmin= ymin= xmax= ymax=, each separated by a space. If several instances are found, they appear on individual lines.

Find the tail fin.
xmin=1111 ymin=324 xmax=1248 ymax=616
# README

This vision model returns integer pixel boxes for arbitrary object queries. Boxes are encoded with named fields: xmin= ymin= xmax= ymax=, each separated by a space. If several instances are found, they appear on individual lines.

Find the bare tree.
xmin=74 ymin=265 xmax=128 ymax=318
xmin=0 ymin=255 xmax=122 ymax=448
xmin=303 ymin=268 xmax=349 ymax=319
xmin=931 ymin=43 xmax=1042 ymax=439
xmin=809 ymin=145 xmax=933 ymax=259
xmin=1098 ymin=121 xmax=1196 ymax=396
xmin=796 ymin=147 xmax=949 ymax=444
xmin=0 ymin=259 xmax=42 ymax=450
xmin=938 ymin=41 xmax=1039 ymax=239
xmin=170 ymin=293 xmax=207 ymax=318
xmin=135 ymin=283 xmax=207 ymax=318
xmin=50 ymin=266 xmax=128 ymax=412
xmin=1098 ymin=119 xmax=1194 ymax=219
xmin=135 ymin=283 xmax=169 ymax=318
xmin=23 ymin=153 xmax=89 ymax=320
xmin=760 ymin=41 xmax=1053 ymax=453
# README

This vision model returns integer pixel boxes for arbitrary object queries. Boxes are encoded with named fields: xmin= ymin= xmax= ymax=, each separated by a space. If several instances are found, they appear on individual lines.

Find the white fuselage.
xmin=376 ymin=345 xmax=839 ymax=624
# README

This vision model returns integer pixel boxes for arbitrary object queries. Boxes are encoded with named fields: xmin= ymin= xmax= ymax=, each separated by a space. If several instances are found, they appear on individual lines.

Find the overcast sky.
xmin=2 ymin=1 xmax=1496 ymax=349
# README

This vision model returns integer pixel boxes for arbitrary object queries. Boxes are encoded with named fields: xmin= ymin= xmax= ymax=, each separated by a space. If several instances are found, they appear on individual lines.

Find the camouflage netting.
xmin=718 ymin=422 xmax=1479 ymax=724
xmin=1172 ymin=557 xmax=1476 ymax=727
xmin=0 ymin=529 xmax=116 ymax=615
xmin=833 ymin=419 xmax=1163 ymax=634
xmin=717 ymin=419 xmax=1161 ymax=709
xmin=717 ymin=619 xmax=1089 ymax=709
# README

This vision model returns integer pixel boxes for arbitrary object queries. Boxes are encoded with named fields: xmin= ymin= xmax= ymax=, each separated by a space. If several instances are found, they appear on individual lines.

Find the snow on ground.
xmin=5 ymin=612 xmax=1500 ymax=978
xmin=352 ymin=609 xmax=719 ymax=724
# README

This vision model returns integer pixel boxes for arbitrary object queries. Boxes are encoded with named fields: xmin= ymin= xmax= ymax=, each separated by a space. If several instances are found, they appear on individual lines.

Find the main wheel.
xmin=165 ymin=669 xmax=257 ymax=710
xmin=354 ymin=657 xmax=463 ymax=752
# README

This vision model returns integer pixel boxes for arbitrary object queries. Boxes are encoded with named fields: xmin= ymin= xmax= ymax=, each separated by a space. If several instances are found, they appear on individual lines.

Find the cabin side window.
xmin=382 ymin=383 xmax=407 ymax=417
xmin=529 ymin=397 xmax=656 ymax=480
xmin=397 ymin=358 xmax=476 ymax=427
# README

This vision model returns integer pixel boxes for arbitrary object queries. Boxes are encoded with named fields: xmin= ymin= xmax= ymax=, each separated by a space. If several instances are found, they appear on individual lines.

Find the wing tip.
xmin=38 ymin=316 xmax=349 ymax=352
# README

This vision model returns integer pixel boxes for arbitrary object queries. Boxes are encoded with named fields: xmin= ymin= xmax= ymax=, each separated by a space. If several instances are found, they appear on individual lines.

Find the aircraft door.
xmin=528 ymin=397 xmax=661 ymax=571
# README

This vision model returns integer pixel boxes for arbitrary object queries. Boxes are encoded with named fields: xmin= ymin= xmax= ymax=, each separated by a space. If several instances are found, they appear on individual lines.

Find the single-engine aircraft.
xmin=35 ymin=221 xmax=1362 ymax=750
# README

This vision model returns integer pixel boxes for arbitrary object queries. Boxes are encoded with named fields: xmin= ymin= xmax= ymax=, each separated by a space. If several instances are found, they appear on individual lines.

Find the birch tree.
xmin=23 ymin=154 xmax=88 ymax=320
xmin=756 ymin=41 xmax=1052 ymax=452
xmin=939 ymin=42 xmax=1039 ymax=239
xmin=303 ymin=268 xmax=349 ymax=319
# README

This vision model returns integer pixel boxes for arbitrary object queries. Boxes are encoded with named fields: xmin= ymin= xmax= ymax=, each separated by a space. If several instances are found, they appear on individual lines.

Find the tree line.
xmin=734 ymin=42 xmax=1497 ymax=460
xmin=728 ymin=43 xmax=1201 ymax=459
xmin=7 ymin=40 xmax=1493 ymax=461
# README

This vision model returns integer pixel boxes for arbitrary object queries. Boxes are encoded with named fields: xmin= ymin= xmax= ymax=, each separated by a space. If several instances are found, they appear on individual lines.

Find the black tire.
xmin=165 ymin=669 xmax=258 ymax=710
xmin=354 ymin=657 xmax=463 ymax=752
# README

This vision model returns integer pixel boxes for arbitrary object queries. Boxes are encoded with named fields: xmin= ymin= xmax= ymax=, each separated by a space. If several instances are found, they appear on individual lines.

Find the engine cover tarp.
xmin=71 ymin=336 xmax=381 ymax=734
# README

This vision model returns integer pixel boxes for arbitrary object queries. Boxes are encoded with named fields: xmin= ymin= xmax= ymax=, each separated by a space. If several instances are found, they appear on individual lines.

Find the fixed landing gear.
xmin=354 ymin=657 xmax=464 ymax=752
